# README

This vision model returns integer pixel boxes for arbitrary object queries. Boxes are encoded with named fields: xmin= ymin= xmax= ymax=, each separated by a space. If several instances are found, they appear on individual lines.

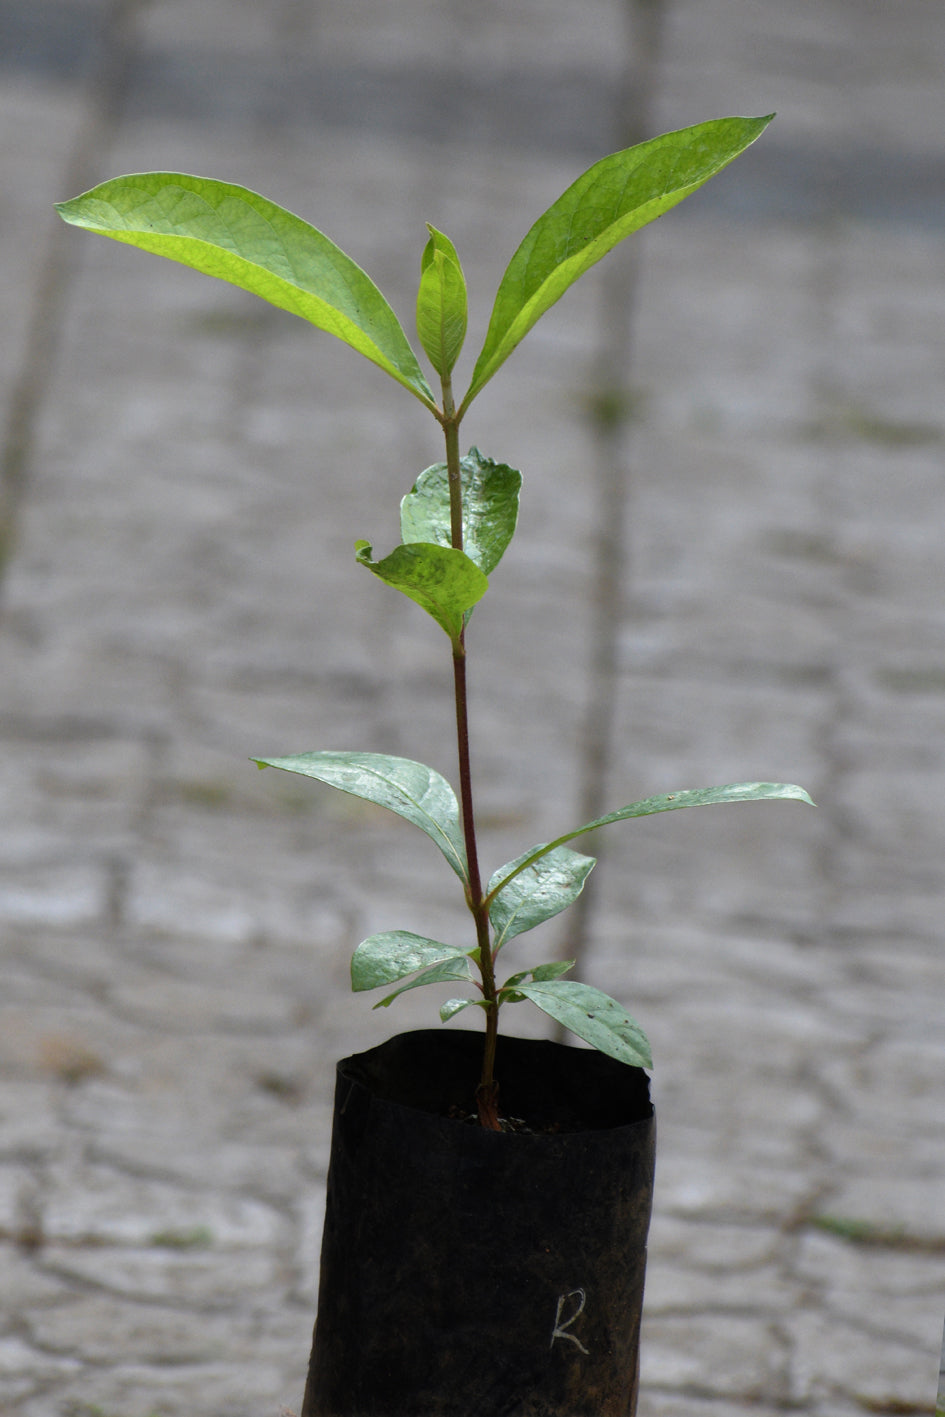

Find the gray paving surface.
xmin=1 ymin=0 xmax=944 ymax=1413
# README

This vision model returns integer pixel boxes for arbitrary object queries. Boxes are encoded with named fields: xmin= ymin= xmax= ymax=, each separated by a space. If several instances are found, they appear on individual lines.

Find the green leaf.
xmin=500 ymin=971 xmax=529 ymax=991
xmin=351 ymin=930 xmax=474 ymax=991
xmin=488 ymin=846 xmax=596 ymax=949
xmin=416 ymin=225 xmax=467 ymax=377
xmin=440 ymin=997 xmax=478 ymax=1022
xmin=486 ymin=782 xmax=815 ymax=903
xmin=355 ymin=539 xmax=488 ymax=641
xmin=375 ymin=956 xmax=475 ymax=1009
xmin=462 ymin=115 xmax=774 ymax=409
xmin=517 ymin=981 xmax=652 ymax=1069
xmin=531 ymin=959 xmax=575 ymax=982
xmin=55 ymin=173 xmax=436 ymax=408
xmin=400 ymin=449 xmax=522 ymax=576
xmin=499 ymin=959 xmax=574 ymax=994
xmin=253 ymin=750 xmax=468 ymax=882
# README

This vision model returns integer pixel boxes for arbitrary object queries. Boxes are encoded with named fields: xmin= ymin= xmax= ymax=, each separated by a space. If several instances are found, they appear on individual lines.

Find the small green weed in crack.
xmin=803 ymin=401 xmax=942 ymax=448
xmin=812 ymin=1213 xmax=945 ymax=1252
xmin=149 ymin=1224 xmax=214 ymax=1250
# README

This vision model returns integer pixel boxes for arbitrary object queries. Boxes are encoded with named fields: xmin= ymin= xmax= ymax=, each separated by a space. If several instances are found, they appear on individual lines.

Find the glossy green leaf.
xmin=400 ymin=449 xmax=522 ymax=575
xmin=253 ymin=750 xmax=468 ymax=881
xmin=499 ymin=958 xmax=574 ymax=998
xmin=56 ymin=173 xmax=436 ymax=408
xmin=351 ymin=930 xmax=474 ymax=991
xmin=517 ymin=981 xmax=653 ymax=1069
xmin=440 ymin=997 xmax=479 ymax=1022
xmin=500 ymin=970 xmax=528 ymax=992
xmin=375 ymin=956 xmax=475 ymax=1009
xmin=487 ymin=782 xmax=815 ymax=903
xmin=355 ymin=539 xmax=488 ymax=641
xmin=416 ymin=224 xmax=467 ymax=377
xmin=531 ymin=959 xmax=576 ymax=982
xmin=488 ymin=846 xmax=596 ymax=949
xmin=462 ymin=115 xmax=774 ymax=408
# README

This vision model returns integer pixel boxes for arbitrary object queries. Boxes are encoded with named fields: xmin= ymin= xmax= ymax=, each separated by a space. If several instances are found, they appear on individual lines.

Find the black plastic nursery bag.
xmin=302 ymin=1029 xmax=655 ymax=1417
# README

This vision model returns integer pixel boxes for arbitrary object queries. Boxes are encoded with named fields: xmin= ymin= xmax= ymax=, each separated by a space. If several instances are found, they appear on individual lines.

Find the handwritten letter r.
xmin=550 ymin=1288 xmax=589 ymax=1354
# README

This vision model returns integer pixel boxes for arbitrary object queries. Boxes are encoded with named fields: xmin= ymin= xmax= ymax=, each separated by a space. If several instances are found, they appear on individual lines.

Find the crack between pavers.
xmin=556 ymin=0 xmax=668 ymax=997
xmin=0 ymin=0 xmax=146 ymax=596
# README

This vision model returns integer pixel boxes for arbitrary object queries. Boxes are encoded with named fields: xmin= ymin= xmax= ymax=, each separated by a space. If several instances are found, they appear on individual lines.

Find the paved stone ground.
xmin=1 ymin=1 xmax=944 ymax=1414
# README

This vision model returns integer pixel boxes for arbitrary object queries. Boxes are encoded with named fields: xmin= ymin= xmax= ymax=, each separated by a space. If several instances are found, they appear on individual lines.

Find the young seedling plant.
xmin=57 ymin=114 xmax=813 ymax=1130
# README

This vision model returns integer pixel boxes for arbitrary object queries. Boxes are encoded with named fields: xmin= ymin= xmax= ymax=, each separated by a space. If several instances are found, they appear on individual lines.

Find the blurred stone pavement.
xmin=1 ymin=1 xmax=944 ymax=1413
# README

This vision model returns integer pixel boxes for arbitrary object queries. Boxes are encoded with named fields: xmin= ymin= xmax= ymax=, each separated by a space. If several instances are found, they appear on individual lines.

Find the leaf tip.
xmin=779 ymin=783 xmax=816 ymax=808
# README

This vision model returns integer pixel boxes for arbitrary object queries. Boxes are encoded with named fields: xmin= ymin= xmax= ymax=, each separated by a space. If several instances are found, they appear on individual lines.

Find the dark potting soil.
xmin=446 ymin=1103 xmax=547 ymax=1132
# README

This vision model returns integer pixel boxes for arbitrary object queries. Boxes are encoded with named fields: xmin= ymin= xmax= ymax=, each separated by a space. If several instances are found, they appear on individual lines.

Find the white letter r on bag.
xmin=550 ymin=1288 xmax=589 ymax=1354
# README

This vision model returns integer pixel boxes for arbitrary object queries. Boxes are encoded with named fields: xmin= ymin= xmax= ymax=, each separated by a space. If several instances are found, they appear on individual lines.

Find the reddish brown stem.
xmin=440 ymin=380 xmax=501 ymax=1128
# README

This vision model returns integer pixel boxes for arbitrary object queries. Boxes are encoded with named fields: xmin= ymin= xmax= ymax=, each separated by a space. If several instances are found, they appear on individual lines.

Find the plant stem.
xmin=439 ymin=378 xmax=501 ymax=1129
xmin=441 ymin=381 xmax=465 ymax=553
